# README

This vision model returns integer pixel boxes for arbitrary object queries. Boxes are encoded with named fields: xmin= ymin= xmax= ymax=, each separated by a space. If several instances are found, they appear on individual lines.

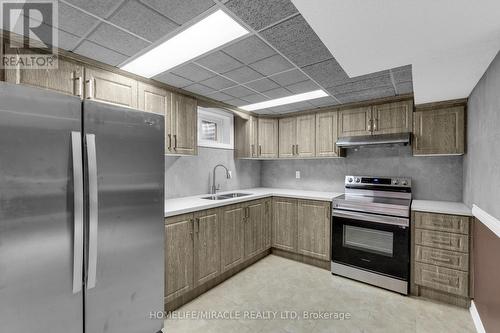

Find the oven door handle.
xmin=332 ymin=209 xmax=409 ymax=227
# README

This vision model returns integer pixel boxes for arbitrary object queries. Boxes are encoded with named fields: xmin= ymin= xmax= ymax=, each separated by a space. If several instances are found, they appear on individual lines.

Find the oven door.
xmin=332 ymin=210 xmax=409 ymax=280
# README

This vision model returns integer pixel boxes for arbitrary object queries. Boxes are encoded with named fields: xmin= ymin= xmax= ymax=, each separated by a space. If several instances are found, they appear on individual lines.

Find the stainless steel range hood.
xmin=336 ymin=133 xmax=411 ymax=149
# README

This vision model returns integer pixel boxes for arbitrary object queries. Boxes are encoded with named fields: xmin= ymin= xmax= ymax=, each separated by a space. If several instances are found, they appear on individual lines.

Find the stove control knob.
xmin=355 ymin=178 xmax=361 ymax=183
xmin=347 ymin=177 xmax=353 ymax=183
xmin=401 ymin=180 xmax=408 ymax=186
xmin=393 ymin=179 xmax=399 ymax=185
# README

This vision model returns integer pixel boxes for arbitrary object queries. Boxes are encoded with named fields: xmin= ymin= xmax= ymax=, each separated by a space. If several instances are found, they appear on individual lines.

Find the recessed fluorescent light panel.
xmin=240 ymin=90 xmax=329 ymax=111
xmin=121 ymin=10 xmax=249 ymax=78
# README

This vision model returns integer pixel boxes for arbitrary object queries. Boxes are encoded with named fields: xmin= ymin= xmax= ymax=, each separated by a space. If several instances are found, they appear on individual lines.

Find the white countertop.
xmin=165 ymin=187 xmax=343 ymax=217
xmin=411 ymin=200 xmax=472 ymax=216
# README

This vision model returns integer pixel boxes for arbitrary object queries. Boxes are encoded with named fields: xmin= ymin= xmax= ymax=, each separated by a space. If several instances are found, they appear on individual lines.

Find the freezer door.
xmin=0 ymin=82 xmax=84 ymax=332
xmin=83 ymin=101 xmax=164 ymax=333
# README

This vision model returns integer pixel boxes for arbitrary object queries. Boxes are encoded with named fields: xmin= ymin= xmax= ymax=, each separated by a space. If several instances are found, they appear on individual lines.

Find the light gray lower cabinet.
xmin=412 ymin=211 xmax=472 ymax=306
xmin=220 ymin=204 xmax=245 ymax=272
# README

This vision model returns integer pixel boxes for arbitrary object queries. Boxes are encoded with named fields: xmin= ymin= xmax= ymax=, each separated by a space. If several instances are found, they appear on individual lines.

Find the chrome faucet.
xmin=211 ymin=164 xmax=232 ymax=194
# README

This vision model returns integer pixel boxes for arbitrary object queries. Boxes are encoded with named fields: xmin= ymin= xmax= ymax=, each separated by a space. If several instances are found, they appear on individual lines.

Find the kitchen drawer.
xmin=415 ymin=229 xmax=469 ymax=253
xmin=415 ymin=245 xmax=469 ymax=271
xmin=414 ymin=212 xmax=469 ymax=235
xmin=415 ymin=262 xmax=468 ymax=297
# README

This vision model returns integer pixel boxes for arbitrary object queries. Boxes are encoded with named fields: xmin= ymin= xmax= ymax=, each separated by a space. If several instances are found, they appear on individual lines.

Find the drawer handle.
xmin=430 ymin=237 xmax=452 ymax=246
xmin=431 ymin=220 xmax=453 ymax=228
xmin=431 ymin=277 xmax=451 ymax=285
xmin=430 ymin=256 xmax=452 ymax=263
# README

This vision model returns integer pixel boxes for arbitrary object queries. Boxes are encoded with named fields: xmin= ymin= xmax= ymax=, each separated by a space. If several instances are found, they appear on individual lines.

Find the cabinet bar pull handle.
xmin=173 ymin=134 xmax=177 ymax=150
xmin=85 ymin=78 xmax=94 ymax=99
xmin=259 ymin=145 xmax=262 ymax=156
xmin=195 ymin=218 xmax=200 ymax=233
xmin=430 ymin=256 xmax=452 ymax=263
xmin=167 ymin=134 xmax=172 ymax=150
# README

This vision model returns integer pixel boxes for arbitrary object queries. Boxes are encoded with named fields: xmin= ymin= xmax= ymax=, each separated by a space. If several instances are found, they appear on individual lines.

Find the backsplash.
xmin=261 ymin=146 xmax=463 ymax=201
xmin=165 ymin=147 xmax=261 ymax=199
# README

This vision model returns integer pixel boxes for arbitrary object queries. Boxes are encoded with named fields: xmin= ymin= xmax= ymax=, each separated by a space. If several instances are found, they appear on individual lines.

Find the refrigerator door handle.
xmin=71 ymin=132 xmax=84 ymax=294
xmin=86 ymin=133 xmax=99 ymax=289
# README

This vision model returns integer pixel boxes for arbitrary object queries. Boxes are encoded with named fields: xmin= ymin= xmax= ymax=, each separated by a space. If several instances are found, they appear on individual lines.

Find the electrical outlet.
xmin=295 ymin=171 xmax=301 ymax=179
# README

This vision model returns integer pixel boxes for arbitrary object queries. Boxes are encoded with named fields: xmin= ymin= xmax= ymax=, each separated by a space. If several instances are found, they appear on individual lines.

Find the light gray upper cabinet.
xmin=338 ymin=100 xmax=413 ymax=137
xmin=413 ymin=104 xmax=465 ymax=155
xmin=235 ymin=115 xmax=259 ymax=158
xmin=5 ymin=53 xmax=84 ymax=97
xmin=278 ymin=114 xmax=315 ymax=158
xmin=167 ymin=92 xmax=197 ymax=156
xmin=84 ymin=67 xmax=138 ymax=108
xmin=316 ymin=110 xmax=342 ymax=157
xmin=257 ymin=118 xmax=279 ymax=158
xmin=138 ymin=82 xmax=168 ymax=115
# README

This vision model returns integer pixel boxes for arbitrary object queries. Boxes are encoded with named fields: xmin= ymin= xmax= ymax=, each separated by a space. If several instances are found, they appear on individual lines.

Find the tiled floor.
xmin=164 ymin=255 xmax=475 ymax=333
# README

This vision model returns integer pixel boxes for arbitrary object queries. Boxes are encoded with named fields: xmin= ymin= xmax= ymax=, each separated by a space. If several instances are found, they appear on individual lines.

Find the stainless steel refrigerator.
xmin=0 ymin=81 xmax=164 ymax=333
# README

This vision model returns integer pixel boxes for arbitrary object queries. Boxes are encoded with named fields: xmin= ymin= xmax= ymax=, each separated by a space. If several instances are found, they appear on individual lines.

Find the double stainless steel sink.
xmin=202 ymin=192 xmax=252 ymax=200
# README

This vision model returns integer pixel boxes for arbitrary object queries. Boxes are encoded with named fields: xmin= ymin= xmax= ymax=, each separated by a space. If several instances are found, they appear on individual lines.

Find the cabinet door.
xmin=338 ymin=107 xmax=372 ymax=137
xmin=138 ymin=82 xmax=168 ymax=115
xmin=5 ymin=55 xmax=84 ymax=96
xmin=278 ymin=117 xmax=296 ymax=158
xmin=258 ymin=118 xmax=278 ymax=158
xmin=193 ymin=209 xmax=220 ymax=286
xmin=316 ymin=111 xmax=340 ymax=157
xmin=171 ymin=93 xmax=197 ymax=155
xmin=84 ymin=67 xmax=138 ymax=108
xmin=235 ymin=115 xmax=258 ymax=158
xmin=297 ymin=200 xmax=330 ymax=260
xmin=272 ymin=197 xmax=297 ymax=252
xmin=249 ymin=116 xmax=259 ymax=157
xmin=413 ymin=106 xmax=465 ymax=155
xmin=372 ymin=100 xmax=413 ymax=134
xmin=296 ymin=114 xmax=316 ymax=157
xmin=244 ymin=200 xmax=265 ymax=259
xmin=220 ymin=204 xmax=245 ymax=272
xmin=164 ymin=214 xmax=194 ymax=303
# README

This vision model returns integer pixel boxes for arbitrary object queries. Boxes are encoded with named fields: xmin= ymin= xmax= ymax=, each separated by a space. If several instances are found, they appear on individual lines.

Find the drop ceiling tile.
xmin=206 ymin=91 xmax=233 ymax=102
xmin=269 ymin=69 xmax=308 ymax=86
xmin=222 ymin=36 xmax=275 ymax=64
xmin=58 ymin=3 xmax=99 ymax=37
xmin=391 ymin=65 xmax=413 ymax=83
xmin=248 ymin=54 xmax=293 ymax=76
xmin=308 ymin=96 xmax=338 ymax=108
xmin=223 ymin=66 xmax=263 ymax=83
xmin=261 ymin=15 xmax=332 ymax=67
xmin=140 ymin=0 xmax=215 ymax=25
xmin=183 ymin=83 xmax=216 ymax=95
xmin=154 ymin=72 xmax=193 ymax=88
xmin=57 ymin=29 xmax=81 ymax=50
xmin=262 ymin=87 xmax=292 ymax=98
xmin=225 ymin=98 xmax=249 ymax=107
xmin=74 ymin=41 xmax=129 ymax=66
xmin=244 ymin=78 xmax=279 ymax=92
xmin=241 ymin=94 xmax=268 ymax=103
xmin=285 ymin=80 xmax=320 ymax=94
xmin=109 ymin=0 xmax=178 ymax=41
xmin=222 ymin=85 xmax=255 ymax=98
xmin=199 ymin=75 xmax=236 ymax=90
xmin=196 ymin=51 xmax=243 ymax=73
xmin=396 ymin=81 xmax=414 ymax=94
xmin=225 ymin=0 xmax=298 ymax=31
xmin=328 ymin=70 xmax=393 ymax=95
xmin=87 ymin=23 xmax=150 ymax=56
xmin=171 ymin=63 xmax=216 ymax=82
xmin=336 ymin=87 xmax=395 ymax=104
xmin=301 ymin=58 xmax=348 ymax=88
xmin=64 ymin=0 xmax=123 ymax=18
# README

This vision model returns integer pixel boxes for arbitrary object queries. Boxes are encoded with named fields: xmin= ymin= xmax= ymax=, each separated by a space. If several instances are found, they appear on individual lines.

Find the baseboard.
xmin=470 ymin=300 xmax=486 ymax=333
xmin=472 ymin=204 xmax=500 ymax=238
xmin=271 ymin=248 xmax=330 ymax=270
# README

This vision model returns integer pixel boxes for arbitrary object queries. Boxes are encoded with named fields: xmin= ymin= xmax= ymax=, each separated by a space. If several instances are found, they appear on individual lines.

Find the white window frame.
xmin=197 ymin=107 xmax=234 ymax=149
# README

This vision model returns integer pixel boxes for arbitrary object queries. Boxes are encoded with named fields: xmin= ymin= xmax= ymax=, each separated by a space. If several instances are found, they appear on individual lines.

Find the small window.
xmin=198 ymin=107 xmax=234 ymax=149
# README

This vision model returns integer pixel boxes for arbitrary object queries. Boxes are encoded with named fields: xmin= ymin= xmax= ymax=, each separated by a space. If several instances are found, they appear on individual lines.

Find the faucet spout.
xmin=211 ymin=164 xmax=231 ymax=194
